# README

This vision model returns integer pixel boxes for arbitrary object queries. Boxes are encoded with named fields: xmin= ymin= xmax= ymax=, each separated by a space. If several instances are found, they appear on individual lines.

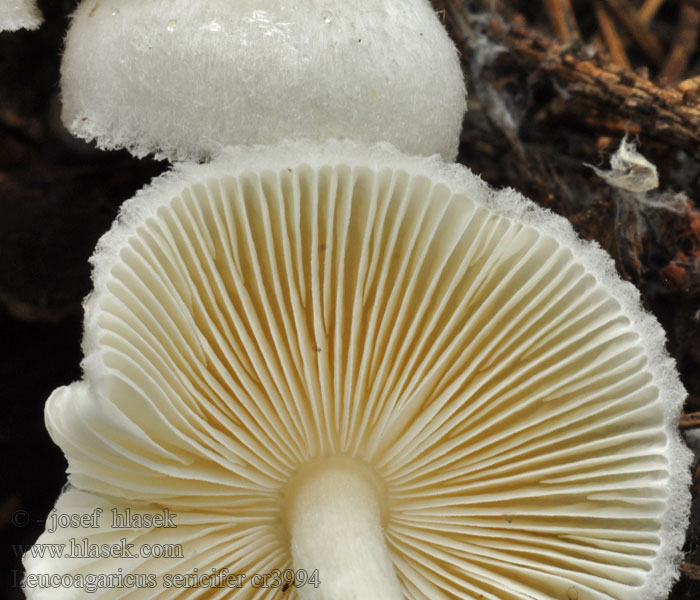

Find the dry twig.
xmin=600 ymin=0 xmax=666 ymax=65
xmin=680 ymin=411 xmax=700 ymax=429
xmin=637 ymin=0 xmax=667 ymax=25
xmin=679 ymin=74 xmax=700 ymax=92
xmin=594 ymin=0 xmax=631 ymax=69
xmin=659 ymin=2 xmax=700 ymax=84
xmin=544 ymin=0 xmax=580 ymax=42
xmin=434 ymin=0 xmax=700 ymax=148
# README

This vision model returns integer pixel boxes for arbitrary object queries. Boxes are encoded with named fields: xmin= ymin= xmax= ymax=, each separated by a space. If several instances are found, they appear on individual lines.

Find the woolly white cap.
xmin=61 ymin=0 xmax=467 ymax=162
xmin=0 ymin=0 xmax=42 ymax=31
xmin=26 ymin=141 xmax=691 ymax=599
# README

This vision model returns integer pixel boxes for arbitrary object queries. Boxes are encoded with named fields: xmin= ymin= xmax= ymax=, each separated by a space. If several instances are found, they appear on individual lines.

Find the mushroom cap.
xmin=27 ymin=140 xmax=691 ymax=599
xmin=0 ymin=0 xmax=42 ymax=31
xmin=61 ymin=0 xmax=466 ymax=162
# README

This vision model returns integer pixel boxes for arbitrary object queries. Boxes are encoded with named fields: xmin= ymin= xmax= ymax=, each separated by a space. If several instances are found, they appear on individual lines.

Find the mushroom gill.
xmin=25 ymin=141 xmax=691 ymax=600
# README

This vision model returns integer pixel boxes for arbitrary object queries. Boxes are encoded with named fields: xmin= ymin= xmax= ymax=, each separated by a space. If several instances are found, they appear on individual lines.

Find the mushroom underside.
xmin=26 ymin=147 xmax=690 ymax=600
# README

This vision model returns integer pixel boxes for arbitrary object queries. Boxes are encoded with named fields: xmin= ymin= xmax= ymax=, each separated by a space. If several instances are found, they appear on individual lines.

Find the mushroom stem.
xmin=288 ymin=459 xmax=402 ymax=600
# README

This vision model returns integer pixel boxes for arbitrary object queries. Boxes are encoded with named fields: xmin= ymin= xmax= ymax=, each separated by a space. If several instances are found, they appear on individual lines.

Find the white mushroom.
xmin=61 ymin=0 xmax=466 ymax=162
xmin=25 ymin=140 xmax=691 ymax=599
xmin=0 ymin=0 xmax=42 ymax=31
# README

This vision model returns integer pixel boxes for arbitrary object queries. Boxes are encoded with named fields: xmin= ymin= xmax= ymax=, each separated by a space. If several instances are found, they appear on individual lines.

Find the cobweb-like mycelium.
xmin=25 ymin=142 xmax=691 ymax=600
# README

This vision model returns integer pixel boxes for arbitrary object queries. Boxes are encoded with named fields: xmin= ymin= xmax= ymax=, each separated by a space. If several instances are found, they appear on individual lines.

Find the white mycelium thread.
xmin=0 ymin=0 xmax=42 ymax=31
xmin=61 ymin=0 xmax=466 ymax=162
xmin=26 ymin=141 xmax=691 ymax=599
